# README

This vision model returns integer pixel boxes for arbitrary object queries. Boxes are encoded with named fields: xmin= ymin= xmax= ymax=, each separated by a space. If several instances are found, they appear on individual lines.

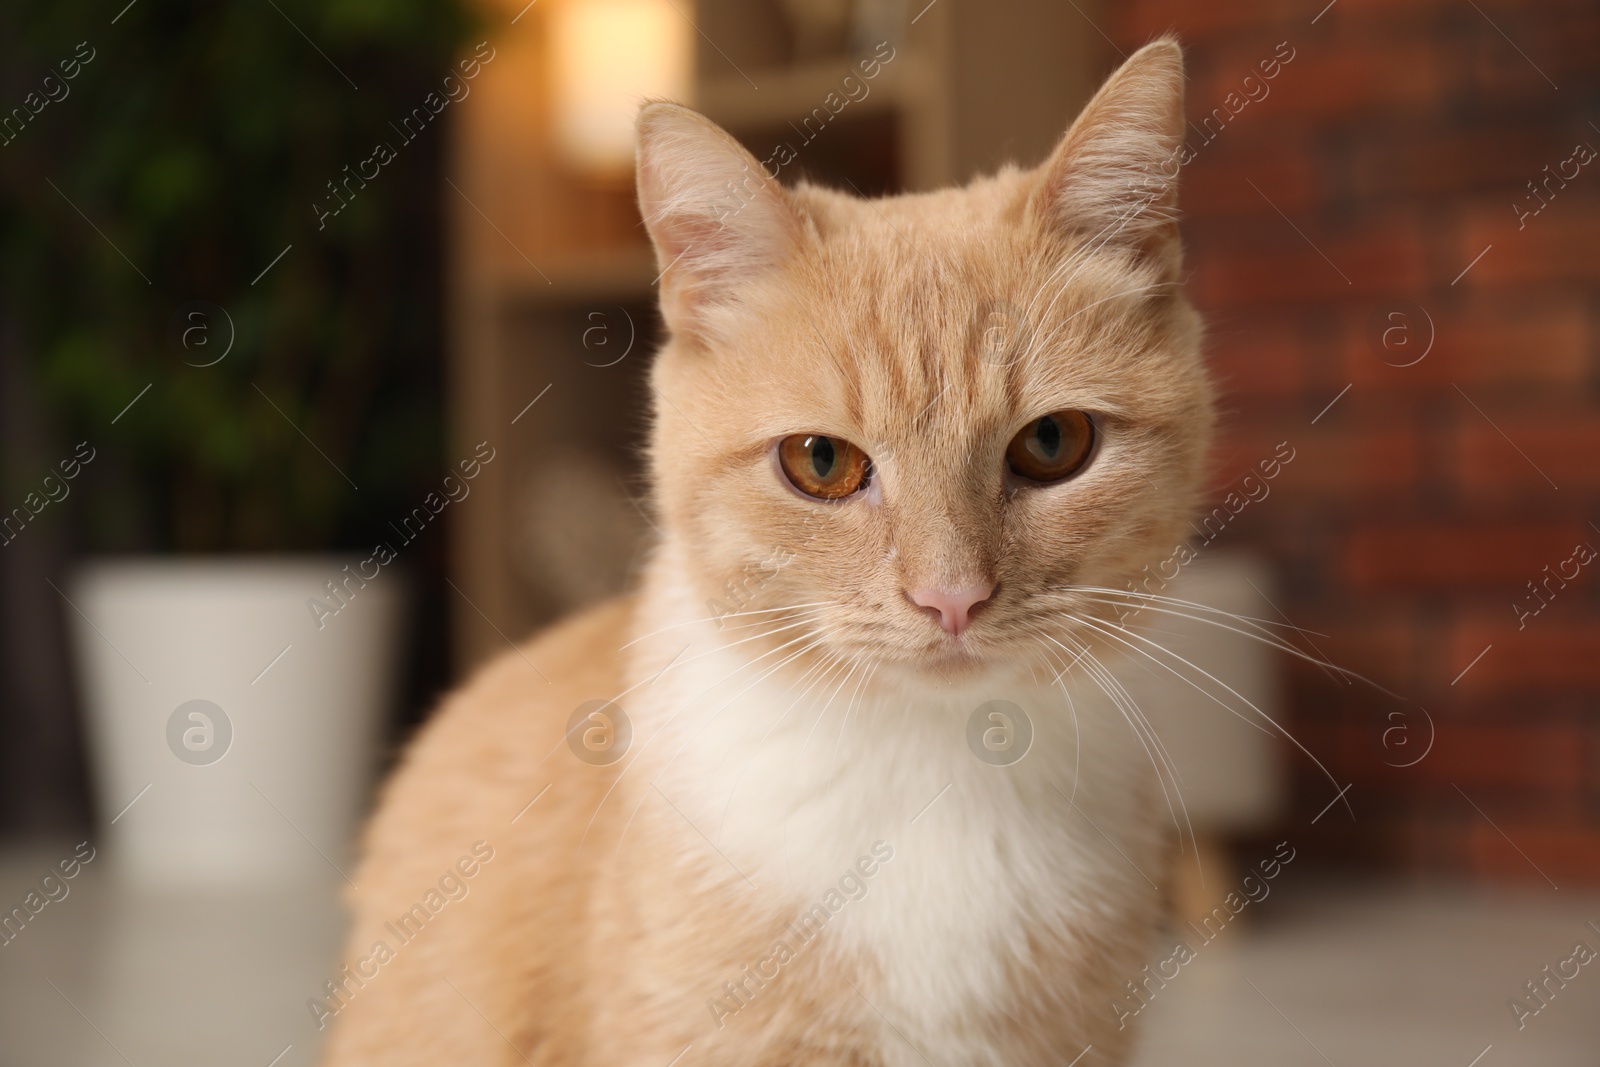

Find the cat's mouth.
xmin=856 ymin=631 xmax=1045 ymax=693
xmin=881 ymin=615 xmax=1026 ymax=679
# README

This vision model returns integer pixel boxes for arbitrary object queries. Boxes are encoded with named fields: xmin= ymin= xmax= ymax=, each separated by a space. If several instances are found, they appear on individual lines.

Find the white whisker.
xmin=1071 ymin=585 xmax=1325 ymax=637
xmin=619 ymin=601 xmax=832 ymax=650
xmin=613 ymin=633 xmax=832 ymax=861
xmin=1034 ymin=624 xmax=1196 ymax=856
xmin=833 ymin=659 xmax=881 ymax=756
xmin=717 ymin=647 xmax=851 ymax=831
xmin=1073 ymin=612 xmax=1354 ymax=821
xmin=581 ymin=619 xmax=835 ymax=851
xmin=1028 ymin=637 xmax=1084 ymax=810
xmin=529 ymin=611 xmax=830 ymax=783
xmin=800 ymin=652 xmax=867 ymax=759
xmin=1067 ymin=587 xmax=1397 ymax=699
xmin=610 ymin=639 xmax=834 ymax=861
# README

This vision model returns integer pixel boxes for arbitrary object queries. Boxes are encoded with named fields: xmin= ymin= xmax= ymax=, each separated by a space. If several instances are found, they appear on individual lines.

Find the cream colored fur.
xmin=322 ymin=38 xmax=1212 ymax=1067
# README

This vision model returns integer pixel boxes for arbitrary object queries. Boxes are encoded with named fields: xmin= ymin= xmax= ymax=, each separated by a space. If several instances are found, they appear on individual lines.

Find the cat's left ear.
xmin=636 ymin=103 xmax=806 ymax=343
xmin=1030 ymin=38 xmax=1186 ymax=266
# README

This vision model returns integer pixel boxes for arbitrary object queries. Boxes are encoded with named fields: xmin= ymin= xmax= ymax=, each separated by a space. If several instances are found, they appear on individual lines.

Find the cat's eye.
xmin=777 ymin=434 xmax=871 ymax=500
xmin=1006 ymin=410 xmax=1096 ymax=483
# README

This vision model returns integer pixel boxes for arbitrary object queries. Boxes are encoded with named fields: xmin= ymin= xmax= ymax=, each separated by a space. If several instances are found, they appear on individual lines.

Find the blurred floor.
xmin=0 ymin=843 xmax=1595 ymax=1065
xmin=0 ymin=842 xmax=342 ymax=1067
xmin=1130 ymin=883 xmax=1600 ymax=1066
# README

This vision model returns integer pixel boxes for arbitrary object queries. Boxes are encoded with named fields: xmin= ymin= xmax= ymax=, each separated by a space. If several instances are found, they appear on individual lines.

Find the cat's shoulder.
xmin=446 ymin=591 xmax=637 ymax=725
xmin=350 ymin=595 xmax=638 ymax=875
xmin=376 ymin=593 xmax=637 ymax=789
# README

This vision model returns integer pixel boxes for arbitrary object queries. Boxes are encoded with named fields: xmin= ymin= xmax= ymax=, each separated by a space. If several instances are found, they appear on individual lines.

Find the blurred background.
xmin=0 ymin=0 xmax=1597 ymax=1064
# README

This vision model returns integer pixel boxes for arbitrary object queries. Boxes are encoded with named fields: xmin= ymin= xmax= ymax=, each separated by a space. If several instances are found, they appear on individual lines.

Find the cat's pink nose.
xmin=907 ymin=583 xmax=995 ymax=636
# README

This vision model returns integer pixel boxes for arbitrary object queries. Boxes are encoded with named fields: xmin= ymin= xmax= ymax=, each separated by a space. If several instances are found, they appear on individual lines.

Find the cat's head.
xmin=637 ymin=39 xmax=1212 ymax=683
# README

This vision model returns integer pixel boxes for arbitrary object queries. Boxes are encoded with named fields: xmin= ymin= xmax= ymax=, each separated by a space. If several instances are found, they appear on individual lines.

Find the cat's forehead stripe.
xmin=811 ymin=249 xmax=1132 ymax=439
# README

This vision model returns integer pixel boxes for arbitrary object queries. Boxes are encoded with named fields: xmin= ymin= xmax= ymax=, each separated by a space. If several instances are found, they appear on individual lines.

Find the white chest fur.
xmin=632 ymin=623 xmax=1166 ymax=1064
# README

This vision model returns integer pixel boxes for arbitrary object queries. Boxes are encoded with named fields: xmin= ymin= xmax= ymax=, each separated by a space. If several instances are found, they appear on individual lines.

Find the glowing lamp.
xmin=552 ymin=0 xmax=694 ymax=172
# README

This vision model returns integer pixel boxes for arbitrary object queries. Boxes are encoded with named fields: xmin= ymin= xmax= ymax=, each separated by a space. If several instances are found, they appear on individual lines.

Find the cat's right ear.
xmin=635 ymin=103 xmax=805 ymax=343
xmin=1029 ymin=37 xmax=1187 ymax=268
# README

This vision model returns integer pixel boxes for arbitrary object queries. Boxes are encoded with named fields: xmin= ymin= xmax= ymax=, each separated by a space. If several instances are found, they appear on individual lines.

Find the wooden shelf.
xmin=500 ymin=247 xmax=657 ymax=304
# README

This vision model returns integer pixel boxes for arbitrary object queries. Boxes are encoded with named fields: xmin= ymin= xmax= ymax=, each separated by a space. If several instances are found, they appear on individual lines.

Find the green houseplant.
xmin=1 ymin=0 xmax=473 ymax=551
xmin=0 ymin=0 xmax=478 ymax=890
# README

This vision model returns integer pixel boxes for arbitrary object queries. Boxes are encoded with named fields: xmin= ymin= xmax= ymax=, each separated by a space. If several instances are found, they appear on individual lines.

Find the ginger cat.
xmin=321 ymin=38 xmax=1212 ymax=1067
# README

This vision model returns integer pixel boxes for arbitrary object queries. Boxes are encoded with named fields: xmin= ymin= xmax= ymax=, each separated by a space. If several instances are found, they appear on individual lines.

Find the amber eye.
xmin=777 ymin=434 xmax=871 ymax=500
xmin=1006 ymin=410 xmax=1096 ymax=483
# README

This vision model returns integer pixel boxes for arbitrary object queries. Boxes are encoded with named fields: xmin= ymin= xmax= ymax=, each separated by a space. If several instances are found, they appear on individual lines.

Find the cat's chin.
xmin=874 ymin=641 xmax=1030 ymax=688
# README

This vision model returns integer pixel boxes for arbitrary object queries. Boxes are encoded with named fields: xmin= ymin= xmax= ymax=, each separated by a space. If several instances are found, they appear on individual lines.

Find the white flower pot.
xmin=67 ymin=557 xmax=404 ymax=889
xmin=1119 ymin=550 xmax=1287 ymax=832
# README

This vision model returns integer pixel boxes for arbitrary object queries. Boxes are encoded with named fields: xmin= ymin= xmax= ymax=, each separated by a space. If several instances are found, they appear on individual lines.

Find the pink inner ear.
xmin=652 ymin=211 xmax=755 ymax=314
xmin=656 ymin=189 xmax=784 ymax=280
xmin=1030 ymin=40 xmax=1186 ymax=253
xmin=636 ymin=106 xmax=807 ymax=337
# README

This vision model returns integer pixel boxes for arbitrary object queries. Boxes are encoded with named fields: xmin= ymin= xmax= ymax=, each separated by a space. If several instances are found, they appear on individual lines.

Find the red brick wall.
xmin=1107 ymin=0 xmax=1600 ymax=884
